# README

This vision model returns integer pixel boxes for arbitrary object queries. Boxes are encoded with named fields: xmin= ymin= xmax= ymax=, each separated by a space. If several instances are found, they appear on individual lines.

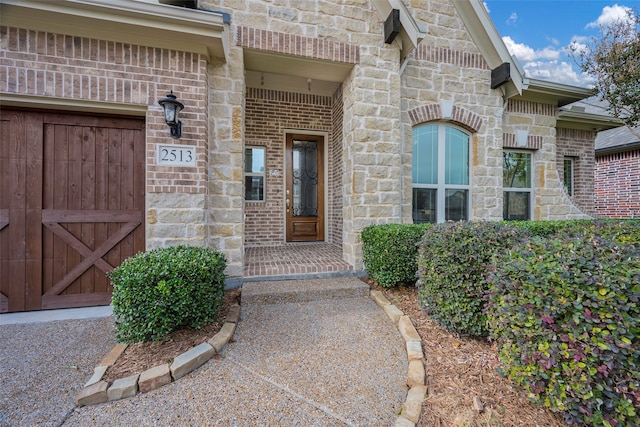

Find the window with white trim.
xmin=244 ymin=146 xmax=265 ymax=201
xmin=503 ymin=150 xmax=532 ymax=220
xmin=412 ymin=124 xmax=470 ymax=223
xmin=563 ymin=157 xmax=574 ymax=196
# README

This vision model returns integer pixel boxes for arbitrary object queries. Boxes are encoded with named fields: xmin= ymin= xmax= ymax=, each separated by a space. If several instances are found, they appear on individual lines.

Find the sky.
xmin=484 ymin=1 xmax=638 ymax=87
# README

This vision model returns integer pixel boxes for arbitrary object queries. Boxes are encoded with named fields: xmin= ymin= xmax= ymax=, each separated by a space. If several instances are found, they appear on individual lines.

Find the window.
xmin=244 ymin=146 xmax=265 ymax=201
xmin=412 ymin=124 xmax=470 ymax=223
xmin=503 ymin=151 xmax=532 ymax=220
xmin=563 ymin=157 xmax=574 ymax=196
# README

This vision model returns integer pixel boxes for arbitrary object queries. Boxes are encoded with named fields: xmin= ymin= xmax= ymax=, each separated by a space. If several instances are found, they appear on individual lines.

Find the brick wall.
xmin=595 ymin=149 xmax=640 ymax=218
xmin=556 ymin=128 xmax=596 ymax=216
xmin=329 ymin=85 xmax=344 ymax=245
xmin=0 ymin=26 xmax=209 ymax=195
xmin=1 ymin=26 xmax=211 ymax=249
xmin=244 ymin=88 xmax=334 ymax=247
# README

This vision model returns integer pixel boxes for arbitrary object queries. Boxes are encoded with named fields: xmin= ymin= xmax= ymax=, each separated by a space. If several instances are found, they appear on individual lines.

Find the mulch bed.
xmin=103 ymin=289 xmax=241 ymax=382
xmin=372 ymin=280 xmax=567 ymax=427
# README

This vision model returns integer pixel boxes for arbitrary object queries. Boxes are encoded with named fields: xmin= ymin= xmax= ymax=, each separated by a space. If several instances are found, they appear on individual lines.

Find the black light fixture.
xmin=158 ymin=91 xmax=184 ymax=139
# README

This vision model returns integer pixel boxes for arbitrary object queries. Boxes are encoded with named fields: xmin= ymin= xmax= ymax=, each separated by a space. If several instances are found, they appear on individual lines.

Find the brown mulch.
xmin=103 ymin=289 xmax=241 ymax=383
xmin=372 ymin=280 xmax=568 ymax=427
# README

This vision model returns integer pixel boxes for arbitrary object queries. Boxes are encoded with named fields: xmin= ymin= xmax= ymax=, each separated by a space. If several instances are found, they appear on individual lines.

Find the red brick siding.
xmin=413 ymin=45 xmax=488 ymax=70
xmin=595 ymin=149 xmax=640 ymax=218
xmin=329 ymin=85 xmax=344 ymax=245
xmin=408 ymin=103 xmax=483 ymax=132
xmin=503 ymin=133 xmax=543 ymax=150
xmin=0 ymin=26 xmax=208 ymax=194
xmin=556 ymin=128 xmax=596 ymax=215
xmin=506 ymin=99 xmax=556 ymax=116
xmin=236 ymin=27 xmax=359 ymax=64
xmin=244 ymin=88 xmax=334 ymax=247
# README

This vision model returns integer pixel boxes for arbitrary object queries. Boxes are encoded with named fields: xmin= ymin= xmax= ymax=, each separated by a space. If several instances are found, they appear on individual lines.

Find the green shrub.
xmin=506 ymin=219 xmax=593 ymax=237
xmin=109 ymin=245 xmax=227 ymax=343
xmin=417 ymin=221 xmax=530 ymax=337
xmin=508 ymin=219 xmax=640 ymax=244
xmin=361 ymin=223 xmax=431 ymax=287
xmin=487 ymin=236 xmax=640 ymax=426
xmin=556 ymin=220 xmax=640 ymax=247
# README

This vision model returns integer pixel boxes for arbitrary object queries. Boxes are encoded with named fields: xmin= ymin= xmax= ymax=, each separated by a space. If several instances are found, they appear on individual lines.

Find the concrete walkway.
xmin=2 ymin=278 xmax=409 ymax=426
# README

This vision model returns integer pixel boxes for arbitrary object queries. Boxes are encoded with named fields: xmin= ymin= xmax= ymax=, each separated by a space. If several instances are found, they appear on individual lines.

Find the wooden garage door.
xmin=0 ymin=110 xmax=145 ymax=313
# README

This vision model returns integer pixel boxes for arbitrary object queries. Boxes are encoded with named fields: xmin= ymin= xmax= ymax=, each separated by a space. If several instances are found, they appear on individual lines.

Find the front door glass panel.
xmin=292 ymin=139 xmax=318 ymax=217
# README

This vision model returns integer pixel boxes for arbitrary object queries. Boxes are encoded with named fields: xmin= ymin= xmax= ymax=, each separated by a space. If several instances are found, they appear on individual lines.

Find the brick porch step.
xmin=241 ymin=277 xmax=369 ymax=305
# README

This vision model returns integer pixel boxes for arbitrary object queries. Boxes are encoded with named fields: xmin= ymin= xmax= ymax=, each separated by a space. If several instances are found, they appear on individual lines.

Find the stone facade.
xmin=1 ymin=0 xmax=604 ymax=280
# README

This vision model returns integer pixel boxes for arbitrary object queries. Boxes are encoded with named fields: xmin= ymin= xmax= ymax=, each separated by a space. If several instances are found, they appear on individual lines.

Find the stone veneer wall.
xmin=0 ymin=26 xmax=211 ymax=250
xmin=595 ymin=148 xmax=640 ymax=218
xmin=244 ymin=88 xmax=333 ymax=247
xmin=205 ymin=51 xmax=246 ymax=278
xmin=401 ymin=2 xmax=504 ymax=223
xmin=201 ymin=0 xmax=399 ymax=268
xmin=503 ymin=101 xmax=589 ymax=219
xmin=556 ymin=128 xmax=597 ymax=216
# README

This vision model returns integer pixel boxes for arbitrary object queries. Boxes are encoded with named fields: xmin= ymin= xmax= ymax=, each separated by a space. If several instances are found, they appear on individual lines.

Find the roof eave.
xmin=522 ymin=78 xmax=594 ymax=107
xmin=557 ymin=110 xmax=624 ymax=131
xmin=596 ymin=141 xmax=640 ymax=155
xmin=0 ymin=0 xmax=229 ymax=61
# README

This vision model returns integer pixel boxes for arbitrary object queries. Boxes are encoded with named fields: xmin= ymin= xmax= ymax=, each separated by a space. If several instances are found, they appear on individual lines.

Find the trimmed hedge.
xmin=416 ymin=221 xmax=530 ymax=337
xmin=506 ymin=219 xmax=594 ymax=237
xmin=487 ymin=235 xmax=640 ymax=426
xmin=361 ymin=223 xmax=431 ymax=287
xmin=508 ymin=219 xmax=640 ymax=244
xmin=109 ymin=245 xmax=227 ymax=343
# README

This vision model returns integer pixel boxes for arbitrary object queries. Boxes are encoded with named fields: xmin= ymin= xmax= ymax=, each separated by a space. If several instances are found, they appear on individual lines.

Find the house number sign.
xmin=157 ymin=144 xmax=196 ymax=167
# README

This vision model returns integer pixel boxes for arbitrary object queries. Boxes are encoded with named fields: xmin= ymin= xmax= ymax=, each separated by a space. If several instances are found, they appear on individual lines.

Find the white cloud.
xmin=502 ymin=36 xmax=560 ymax=61
xmin=506 ymin=12 xmax=518 ymax=26
xmin=521 ymin=60 xmax=596 ymax=87
xmin=586 ymin=4 xmax=633 ymax=28
xmin=566 ymin=35 xmax=590 ymax=56
xmin=483 ymin=2 xmax=490 ymax=13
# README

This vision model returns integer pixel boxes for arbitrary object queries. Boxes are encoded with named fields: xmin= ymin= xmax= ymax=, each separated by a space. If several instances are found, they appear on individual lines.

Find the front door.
xmin=285 ymin=133 xmax=324 ymax=242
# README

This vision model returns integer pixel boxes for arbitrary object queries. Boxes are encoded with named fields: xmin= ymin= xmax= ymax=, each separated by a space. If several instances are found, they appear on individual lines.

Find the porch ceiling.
xmin=243 ymin=50 xmax=349 ymax=96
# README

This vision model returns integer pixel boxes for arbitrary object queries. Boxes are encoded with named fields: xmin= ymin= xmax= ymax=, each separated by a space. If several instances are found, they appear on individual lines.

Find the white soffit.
xmin=0 ymin=0 xmax=229 ymax=61
xmin=452 ymin=0 xmax=523 ymax=97
xmin=243 ymin=50 xmax=354 ymax=84
xmin=372 ymin=0 xmax=426 ymax=62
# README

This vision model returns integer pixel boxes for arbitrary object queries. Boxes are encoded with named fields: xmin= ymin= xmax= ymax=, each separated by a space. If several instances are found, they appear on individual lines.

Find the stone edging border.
xmin=75 ymin=303 xmax=241 ymax=406
xmin=75 ymin=289 xmax=426 ymax=424
xmin=370 ymin=290 xmax=427 ymax=427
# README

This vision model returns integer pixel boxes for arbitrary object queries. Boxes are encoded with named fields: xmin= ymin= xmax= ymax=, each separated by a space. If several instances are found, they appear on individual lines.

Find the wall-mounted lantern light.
xmin=158 ymin=91 xmax=184 ymax=139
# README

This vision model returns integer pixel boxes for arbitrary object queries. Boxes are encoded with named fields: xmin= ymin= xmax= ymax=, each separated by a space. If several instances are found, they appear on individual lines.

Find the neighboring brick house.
xmin=0 ymin=0 xmax=619 ymax=312
xmin=595 ymin=126 xmax=640 ymax=218
xmin=560 ymin=98 xmax=639 ymax=218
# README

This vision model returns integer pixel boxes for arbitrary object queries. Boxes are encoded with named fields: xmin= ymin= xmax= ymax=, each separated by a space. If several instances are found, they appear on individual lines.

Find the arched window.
xmin=412 ymin=124 xmax=470 ymax=223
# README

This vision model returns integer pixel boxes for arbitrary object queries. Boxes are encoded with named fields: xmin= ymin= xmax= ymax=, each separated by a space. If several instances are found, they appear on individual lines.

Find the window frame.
xmin=412 ymin=123 xmax=471 ymax=223
xmin=503 ymin=149 xmax=533 ymax=221
xmin=244 ymin=146 xmax=266 ymax=202
xmin=563 ymin=157 xmax=574 ymax=197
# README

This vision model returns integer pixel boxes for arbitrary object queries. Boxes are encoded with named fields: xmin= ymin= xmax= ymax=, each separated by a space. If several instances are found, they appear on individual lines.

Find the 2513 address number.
xmin=157 ymin=144 xmax=196 ymax=167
